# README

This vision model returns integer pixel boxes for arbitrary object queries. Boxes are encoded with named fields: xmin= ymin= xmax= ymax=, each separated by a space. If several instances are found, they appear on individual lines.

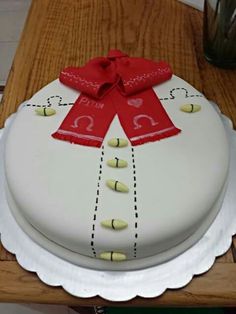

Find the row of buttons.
xmin=99 ymin=138 xmax=129 ymax=262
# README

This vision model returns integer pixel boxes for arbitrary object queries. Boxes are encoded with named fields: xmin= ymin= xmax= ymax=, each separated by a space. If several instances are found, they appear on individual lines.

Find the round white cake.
xmin=3 ymin=75 xmax=229 ymax=270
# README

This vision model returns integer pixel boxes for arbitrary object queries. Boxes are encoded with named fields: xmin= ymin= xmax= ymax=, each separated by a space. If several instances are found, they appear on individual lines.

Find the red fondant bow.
xmin=52 ymin=50 xmax=181 ymax=147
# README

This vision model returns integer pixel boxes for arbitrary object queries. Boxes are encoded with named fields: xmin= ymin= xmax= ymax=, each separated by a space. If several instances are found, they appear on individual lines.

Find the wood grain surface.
xmin=0 ymin=0 xmax=236 ymax=306
xmin=0 ymin=261 xmax=236 ymax=306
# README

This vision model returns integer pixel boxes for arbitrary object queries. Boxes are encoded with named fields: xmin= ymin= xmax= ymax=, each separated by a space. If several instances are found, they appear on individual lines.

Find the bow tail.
xmin=52 ymin=93 xmax=116 ymax=148
xmin=115 ymin=88 xmax=181 ymax=146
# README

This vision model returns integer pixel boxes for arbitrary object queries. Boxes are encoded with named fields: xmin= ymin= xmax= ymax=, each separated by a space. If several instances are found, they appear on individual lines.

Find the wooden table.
xmin=0 ymin=0 xmax=236 ymax=308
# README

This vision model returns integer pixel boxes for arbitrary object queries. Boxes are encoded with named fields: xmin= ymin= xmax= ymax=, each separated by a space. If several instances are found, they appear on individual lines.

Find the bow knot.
xmin=107 ymin=49 xmax=128 ymax=59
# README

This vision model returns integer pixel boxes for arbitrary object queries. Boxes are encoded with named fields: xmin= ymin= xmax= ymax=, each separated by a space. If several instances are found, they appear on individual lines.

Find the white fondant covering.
xmin=3 ymin=75 xmax=229 ymax=270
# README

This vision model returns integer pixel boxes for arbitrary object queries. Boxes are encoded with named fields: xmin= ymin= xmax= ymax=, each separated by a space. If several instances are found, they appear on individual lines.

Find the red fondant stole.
xmin=52 ymin=50 xmax=181 ymax=147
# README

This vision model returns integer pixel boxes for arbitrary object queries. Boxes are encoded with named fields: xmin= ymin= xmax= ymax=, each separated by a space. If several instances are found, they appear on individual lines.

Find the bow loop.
xmin=59 ymin=57 xmax=118 ymax=99
xmin=117 ymin=58 xmax=172 ymax=96
xmin=59 ymin=52 xmax=172 ymax=99
xmin=107 ymin=49 xmax=128 ymax=59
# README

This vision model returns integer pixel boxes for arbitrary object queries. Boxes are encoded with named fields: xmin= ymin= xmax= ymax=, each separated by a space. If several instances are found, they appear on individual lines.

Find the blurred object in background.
xmin=178 ymin=0 xmax=204 ymax=11
xmin=0 ymin=0 xmax=31 ymax=86
xmin=203 ymin=0 xmax=236 ymax=69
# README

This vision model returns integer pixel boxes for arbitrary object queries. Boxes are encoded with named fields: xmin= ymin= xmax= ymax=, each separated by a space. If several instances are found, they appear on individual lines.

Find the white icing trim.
xmin=130 ymin=126 xmax=176 ymax=141
xmin=56 ymin=129 xmax=103 ymax=141
xmin=123 ymin=68 xmax=170 ymax=87
xmin=60 ymin=71 xmax=99 ymax=90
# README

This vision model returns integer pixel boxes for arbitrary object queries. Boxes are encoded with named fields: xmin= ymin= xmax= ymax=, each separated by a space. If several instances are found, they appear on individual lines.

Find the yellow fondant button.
xmin=108 ymin=138 xmax=128 ymax=147
xmin=106 ymin=180 xmax=129 ymax=192
xmin=107 ymin=158 xmax=128 ymax=168
xmin=101 ymin=219 xmax=128 ymax=230
xmin=100 ymin=252 xmax=127 ymax=261
xmin=35 ymin=107 xmax=56 ymax=116
xmin=180 ymin=104 xmax=201 ymax=113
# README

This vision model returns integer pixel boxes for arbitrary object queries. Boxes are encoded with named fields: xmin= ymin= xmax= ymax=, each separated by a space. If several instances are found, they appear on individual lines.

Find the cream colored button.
xmin=107 ymin=158 xmax=128 ymax=168
xmin=100 ymin=252 xmax=127 ymax=261
xmin=180 ymin=104 xmax=201 ymax=113
xmin=35 ymin=107 xmax=56 ymax=116
xmin=106 ymin=180 xmax=129 ymax=192
xmin=101 ymin=219 xmax=128 ymax=230
xmin=108 ymin=138 xmax=128 ymax=147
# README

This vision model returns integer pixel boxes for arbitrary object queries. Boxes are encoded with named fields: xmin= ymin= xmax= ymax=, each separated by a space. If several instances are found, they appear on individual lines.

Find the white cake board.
xmin=0 ymin=102 xmax=236 ymax=302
